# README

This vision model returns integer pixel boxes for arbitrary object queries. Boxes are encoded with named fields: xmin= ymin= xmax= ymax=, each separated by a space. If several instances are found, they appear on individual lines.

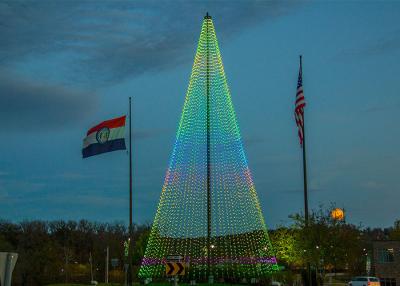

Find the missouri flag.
xmin=82 ymin=116 xmax=126 ymax=158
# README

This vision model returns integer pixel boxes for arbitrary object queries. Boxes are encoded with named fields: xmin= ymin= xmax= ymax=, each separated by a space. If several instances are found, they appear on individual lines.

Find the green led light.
xmin=139 ymin=16 xmax=277 ymax=280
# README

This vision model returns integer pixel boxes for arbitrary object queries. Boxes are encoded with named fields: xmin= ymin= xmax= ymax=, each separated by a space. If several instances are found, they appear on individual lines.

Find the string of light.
xmin=139 ymin=16 xmax=278 ymax=280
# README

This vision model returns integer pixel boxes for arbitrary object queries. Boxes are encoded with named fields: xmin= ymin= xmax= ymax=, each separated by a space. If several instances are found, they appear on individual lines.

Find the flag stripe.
xmin=82 ymin=138 xmax=126 ymax=158
xmin=87 ymin=115 xmax=126 ymax=136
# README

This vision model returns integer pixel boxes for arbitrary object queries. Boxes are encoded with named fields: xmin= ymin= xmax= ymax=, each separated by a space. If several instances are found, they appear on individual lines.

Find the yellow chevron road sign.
xmin=165 ymin=262 xmax=185 ymax=276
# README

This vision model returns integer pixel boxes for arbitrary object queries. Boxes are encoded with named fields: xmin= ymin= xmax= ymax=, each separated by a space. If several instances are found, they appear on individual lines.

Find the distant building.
xmin=373 ymin=240 xmax=400 ymax=286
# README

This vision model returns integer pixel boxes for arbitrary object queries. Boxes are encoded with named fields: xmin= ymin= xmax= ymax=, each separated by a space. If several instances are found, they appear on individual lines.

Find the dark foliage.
xmin=0 ymin=219 xmax=150 ymax=286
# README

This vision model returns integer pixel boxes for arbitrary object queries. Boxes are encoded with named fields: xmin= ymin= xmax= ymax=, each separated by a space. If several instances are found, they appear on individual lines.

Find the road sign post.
xmin=165 ymin=255 xmax=185 ymax=286
xmin=0 ymin=252 xmax=18 ymax=286
xmin=366 ymin=255 xmax=371 ymax=276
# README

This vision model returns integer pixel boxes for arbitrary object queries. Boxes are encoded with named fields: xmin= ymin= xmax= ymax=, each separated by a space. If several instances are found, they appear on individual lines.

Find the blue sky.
xmin=0 ymin=1 xmax=399 ymax=228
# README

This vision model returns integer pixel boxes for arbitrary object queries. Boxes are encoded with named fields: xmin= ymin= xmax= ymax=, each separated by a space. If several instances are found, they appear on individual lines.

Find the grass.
xmin=46 ymin=283 xmax=243 ymax=286
xmin=46 ymin=284 xmax=127 ymax=286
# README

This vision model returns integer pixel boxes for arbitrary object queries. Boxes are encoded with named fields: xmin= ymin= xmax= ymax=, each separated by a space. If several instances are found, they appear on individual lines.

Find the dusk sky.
xmin=1 ymin=1 xmax=399 ymax=228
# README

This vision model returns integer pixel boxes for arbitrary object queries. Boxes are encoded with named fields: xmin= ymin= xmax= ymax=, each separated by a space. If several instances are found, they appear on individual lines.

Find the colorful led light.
xmin=139 ymin=16 xmax=277 ymax=280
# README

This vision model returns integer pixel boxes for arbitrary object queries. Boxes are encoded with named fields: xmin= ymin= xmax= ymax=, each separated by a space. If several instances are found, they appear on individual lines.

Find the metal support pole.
xmin=128 ymin=97 xmax=133 ymax=286
xmin=205 ymin=12 xmax=212 ymax=283
xmin=300 ymin=55 xmax=311 ymax=286
xmin=300 ymin=55 xmax=309 ymax=225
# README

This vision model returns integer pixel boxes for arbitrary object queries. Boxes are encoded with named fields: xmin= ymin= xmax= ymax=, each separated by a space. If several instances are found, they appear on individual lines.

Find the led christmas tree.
xmin=139 ymin=14 xmax=277 ymax=281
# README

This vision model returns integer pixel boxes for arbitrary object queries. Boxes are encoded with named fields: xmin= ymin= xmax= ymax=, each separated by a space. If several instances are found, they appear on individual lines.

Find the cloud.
xmin=134 ymin=129 xmax=167 ymax=140
xmin=0 ymin=1 xmax=302 ymax=84
xmin=243 ymin=135 xmax=266 ymax=147
xmin=362 ymin=180 xmax=386 ymax=190
xmin=50 ymin=194 xmax=126 ymax=208
xmin=0 ymin=71 xmax=97 ymax=131
xmin=56 ymin=172 xmax=94 ymax=181
xmin=279 ymin=188 xmax=326 ymax=195
xmin=363 ymin=102 xmax=400 ymax=113
xmin=0 ymin=1 xmax=302 ymax=132
xmin=338 ymin=30 xmax=400 ymax=58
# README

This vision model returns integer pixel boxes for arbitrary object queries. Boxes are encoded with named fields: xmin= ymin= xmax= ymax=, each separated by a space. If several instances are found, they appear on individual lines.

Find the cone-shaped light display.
xmin=139 ymin=14 xmax=277 ymax=280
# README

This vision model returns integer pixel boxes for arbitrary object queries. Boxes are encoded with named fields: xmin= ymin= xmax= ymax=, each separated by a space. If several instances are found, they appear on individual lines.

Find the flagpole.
xmin=300 ymin=55 xmax=311 ymax=286
xmin=128 ymin=96 xmax=133 ymax=286
xmin=300 ymin=55 xmax=309 ymax=226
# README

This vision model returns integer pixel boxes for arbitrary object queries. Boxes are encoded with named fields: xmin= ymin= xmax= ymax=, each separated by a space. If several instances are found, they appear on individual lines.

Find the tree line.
xmin=1 ymin=207 xmax=399 ymax=286
xmin=270 ymin=207 xmax=400 ymax=285
xmin=0 ymin=220 xmax=150 ymax=285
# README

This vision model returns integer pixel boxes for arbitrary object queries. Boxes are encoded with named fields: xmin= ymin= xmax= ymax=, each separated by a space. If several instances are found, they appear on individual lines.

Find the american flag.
xmin=295 ymin=59 xmax=306 ymax=146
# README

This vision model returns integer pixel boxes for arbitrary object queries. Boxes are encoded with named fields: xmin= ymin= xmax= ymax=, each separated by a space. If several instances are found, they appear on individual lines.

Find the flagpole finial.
xmin=204 ymin=12 xmax=211 ymax=19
